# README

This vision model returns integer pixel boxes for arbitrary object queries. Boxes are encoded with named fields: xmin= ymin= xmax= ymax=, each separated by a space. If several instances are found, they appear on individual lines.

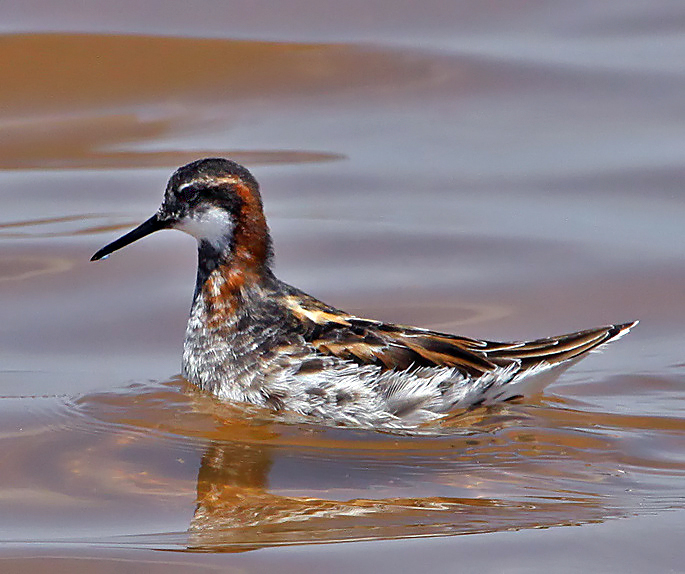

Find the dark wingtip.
xmin=614 ymin=319 xmax=639 ymax=333
xmin=605 ymin=320 xmax=639 ymax=343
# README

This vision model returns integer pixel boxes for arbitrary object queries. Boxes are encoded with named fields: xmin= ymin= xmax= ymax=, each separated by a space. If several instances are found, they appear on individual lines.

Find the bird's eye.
xmin=177 ymin=183 xmax=200 ymax=201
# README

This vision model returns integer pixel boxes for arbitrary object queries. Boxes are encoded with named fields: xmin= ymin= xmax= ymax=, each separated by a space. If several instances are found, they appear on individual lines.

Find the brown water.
xmin=2 ymin=2 xmax=685 ymax=572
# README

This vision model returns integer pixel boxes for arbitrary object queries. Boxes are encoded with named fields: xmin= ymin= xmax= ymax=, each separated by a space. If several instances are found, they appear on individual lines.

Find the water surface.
xmin=1 ymin=1 xmax=684 ymax=572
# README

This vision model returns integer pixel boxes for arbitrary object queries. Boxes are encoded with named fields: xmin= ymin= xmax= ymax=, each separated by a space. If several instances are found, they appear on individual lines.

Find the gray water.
xmin=1 ymin=2 xmax=684 ymax=572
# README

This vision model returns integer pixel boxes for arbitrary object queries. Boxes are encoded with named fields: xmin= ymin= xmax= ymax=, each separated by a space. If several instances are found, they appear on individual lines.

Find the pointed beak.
xmin=91 ymin=214 xmax=171 ymax=261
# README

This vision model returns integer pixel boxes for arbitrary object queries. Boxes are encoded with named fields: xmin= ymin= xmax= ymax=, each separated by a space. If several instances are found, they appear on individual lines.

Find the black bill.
xmin=91 ymin=214 xmax=170 ymax=261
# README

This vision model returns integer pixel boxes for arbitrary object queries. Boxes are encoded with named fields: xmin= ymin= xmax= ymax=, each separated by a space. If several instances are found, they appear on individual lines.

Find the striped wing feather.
xmin=284 ymin=295 xmax=636 ymax=377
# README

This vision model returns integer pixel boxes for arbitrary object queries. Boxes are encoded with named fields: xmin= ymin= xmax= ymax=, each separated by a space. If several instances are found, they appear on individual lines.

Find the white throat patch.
xmin=174 ymin=206 xmax=234 ymax=249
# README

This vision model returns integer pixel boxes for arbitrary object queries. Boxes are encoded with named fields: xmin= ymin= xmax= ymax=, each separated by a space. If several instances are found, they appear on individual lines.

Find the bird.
xmin=91 ymin=158 xmax=637 ymax=429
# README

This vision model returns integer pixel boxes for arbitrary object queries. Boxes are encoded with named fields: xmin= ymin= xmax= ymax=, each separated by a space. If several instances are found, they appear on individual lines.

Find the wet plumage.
xmin=92 ymin=158 xmax=637 ymax=428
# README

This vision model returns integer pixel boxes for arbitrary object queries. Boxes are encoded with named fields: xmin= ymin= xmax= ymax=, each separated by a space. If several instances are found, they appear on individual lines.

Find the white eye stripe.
xmin=177 ymin=176 xmax=242 ymax=193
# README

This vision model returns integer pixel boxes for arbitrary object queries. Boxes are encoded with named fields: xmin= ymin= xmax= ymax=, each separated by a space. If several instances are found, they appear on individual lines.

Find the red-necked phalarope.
xmin=92 ymin=158 xmax=637 ymax=428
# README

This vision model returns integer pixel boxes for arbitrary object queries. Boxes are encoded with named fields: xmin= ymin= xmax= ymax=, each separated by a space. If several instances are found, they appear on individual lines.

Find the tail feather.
xmin=485 ymin=321 xmax=638 ymax=369
xmin=479 ymin=321 xmax=638 ymax=404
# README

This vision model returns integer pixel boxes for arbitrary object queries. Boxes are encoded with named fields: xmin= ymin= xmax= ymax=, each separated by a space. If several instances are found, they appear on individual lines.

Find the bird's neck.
xmin=192 ymin=229 xmax=273 ymax=327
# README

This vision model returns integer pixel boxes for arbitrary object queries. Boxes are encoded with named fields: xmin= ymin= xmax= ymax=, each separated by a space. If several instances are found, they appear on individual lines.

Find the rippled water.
xmin=2 ymin=2 xmax=685 ymax=572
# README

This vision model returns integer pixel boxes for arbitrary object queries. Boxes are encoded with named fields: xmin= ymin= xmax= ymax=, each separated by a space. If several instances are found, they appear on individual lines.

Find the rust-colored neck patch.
xmin=230 ymin=181 xmax=271 ymax=274
xmin=200 ymin=181 xmax=272 ymax=328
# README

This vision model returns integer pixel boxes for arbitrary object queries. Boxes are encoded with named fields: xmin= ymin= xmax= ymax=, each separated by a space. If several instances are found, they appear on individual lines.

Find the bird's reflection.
xmin=186 ymin=419 xmax=620 ymax=552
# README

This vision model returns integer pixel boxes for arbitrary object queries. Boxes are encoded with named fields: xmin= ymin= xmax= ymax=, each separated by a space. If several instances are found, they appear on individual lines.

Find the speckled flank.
xmin=93 ymin=158 xmax=638 ymax=429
